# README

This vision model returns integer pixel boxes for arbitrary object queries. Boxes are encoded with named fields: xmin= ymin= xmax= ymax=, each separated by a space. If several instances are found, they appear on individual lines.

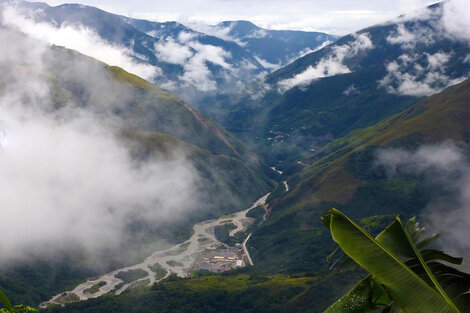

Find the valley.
xmin=0 ymin=1 xmax=470 ymax=312
xmin=41 ymin=193 xmax=270 ymax=307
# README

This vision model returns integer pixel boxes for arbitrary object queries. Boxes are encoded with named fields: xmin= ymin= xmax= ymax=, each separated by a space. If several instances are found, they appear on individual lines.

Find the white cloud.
xmin=0 ymin=27 xmax=199 ymax=263
xmin=189 ymin=41 xmax=232 ymax=69
xmin=188 ymin=22 xmax=251 ymax=49
xmin=150 ymin=24 xmax=250 ymax=92
xmin=175 ymin=40 xmax=233 ymax=91
xmin=376 ymin=142 xmax=470 ymax=260
xmin=277 ymin=32 xmax=373 ymax=92
xmin=253 ymin=55 xmax=280 ymax=71
xmin=441 ymin=0 xmax=470 ymax=43
xmin=245 ymin=28 xmax=268 ymax=39
xmin=426 ymin=51 xmax=451 ymax=69
xmin=296 ymin=40 xmax=333 ymax=59
xmin=178 ymin=30 xmax=198 ymax=43
xmin=386 ymin=23 xmax=436 ymax=49
xmin=0 ymin=110 xmax=197 ymax=260
xmin=376 ymin=142 xmax=464 ymax=176
xmin=343 ymin=84 xmax=360 ymax=96
xmin=154 ymin=37 xmax=194 ymax=64
xmin=1 ymin=5 xmax=162 ymax=81
xmin=379 ymin=51 xmax=466 ymax=97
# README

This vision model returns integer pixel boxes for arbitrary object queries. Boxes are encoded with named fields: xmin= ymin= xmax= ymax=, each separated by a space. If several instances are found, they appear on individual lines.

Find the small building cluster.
xmin=192 ymin=246 xmax=247 ymax=273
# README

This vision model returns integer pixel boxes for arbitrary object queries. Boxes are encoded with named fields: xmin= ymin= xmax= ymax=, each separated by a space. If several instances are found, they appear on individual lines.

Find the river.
xmin=41 ymin=192 xmax=270 ymax=307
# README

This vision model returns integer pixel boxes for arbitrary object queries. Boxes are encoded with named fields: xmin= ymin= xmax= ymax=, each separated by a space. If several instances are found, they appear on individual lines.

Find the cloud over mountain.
xmin=278 ymin=32 xmax=372 ymax=92
xmin=0 ymin=27 xmax=199 ymax=263
xmin=1 ymin=4 xmax=162 ymax=81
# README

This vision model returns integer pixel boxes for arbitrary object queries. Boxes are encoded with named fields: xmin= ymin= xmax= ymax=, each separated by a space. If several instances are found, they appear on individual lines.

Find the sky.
xmin=39 ymin=0 xmax=440 ymax=35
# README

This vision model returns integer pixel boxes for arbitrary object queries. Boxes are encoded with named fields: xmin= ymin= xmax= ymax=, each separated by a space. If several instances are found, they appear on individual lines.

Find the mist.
xmin=0 ymin=26 xmax=200 ymax=265
xmin=376 ymin=142 xmax=470 ymax=263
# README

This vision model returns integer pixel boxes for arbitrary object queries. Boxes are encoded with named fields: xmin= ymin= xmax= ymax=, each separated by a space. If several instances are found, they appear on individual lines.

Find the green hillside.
xmin=41 ymin=270 xmax=365 ymax=313
xmin=42 ymin=78 xmax=470 ymax=313
xmin=215 ymin=4 xmax=470 ymax=165
xmin=248 ymin=78 xmax=470 ymax=273
xmin=0 ymin=35 xmax=271 ymax=305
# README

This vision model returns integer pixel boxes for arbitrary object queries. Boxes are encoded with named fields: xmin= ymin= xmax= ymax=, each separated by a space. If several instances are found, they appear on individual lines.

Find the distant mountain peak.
xmin=218 ymin=20 xmax=260 ymax=36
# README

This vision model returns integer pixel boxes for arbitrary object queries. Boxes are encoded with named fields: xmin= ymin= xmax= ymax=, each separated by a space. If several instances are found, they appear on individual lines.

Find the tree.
xmin=322 ymin=209 xmax=470 ymax=313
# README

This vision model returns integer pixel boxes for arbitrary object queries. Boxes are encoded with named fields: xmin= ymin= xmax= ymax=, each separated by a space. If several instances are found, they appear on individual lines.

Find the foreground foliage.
xmin=0 ymin=290 xmax=36 ymax=313
xmin=322 ymin=209 xmax=470 ymax=313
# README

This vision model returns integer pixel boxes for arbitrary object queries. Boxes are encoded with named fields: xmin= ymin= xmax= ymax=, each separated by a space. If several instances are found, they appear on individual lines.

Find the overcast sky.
xmin=39 ymin=0 xmax=440 ymax=35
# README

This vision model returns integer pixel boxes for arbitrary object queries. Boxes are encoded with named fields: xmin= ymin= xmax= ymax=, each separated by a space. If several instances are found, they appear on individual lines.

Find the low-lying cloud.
xmin=379 ymin=51 xmax=466 ymax=97
xmin=376 ymin=142 xmax=470 ymax=262
xmin=441 ymin=0 xmax=470 ymax=43
xmin=380 ymin=0 xmax=470 ymax=96
xmin=0 ymin=4 xmax=161 ymax=81
xmin=154 ymin=32 xmax=234 ymax=91
xmin=277 ymin=32 xmax=373 ymax=92
xmin=0 ymin=27 xmax=199 ymax=264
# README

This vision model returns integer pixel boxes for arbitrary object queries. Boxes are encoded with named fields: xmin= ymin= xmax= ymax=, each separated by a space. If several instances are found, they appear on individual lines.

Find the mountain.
xmin=214 ymin=21 xmax=338 ymax=68
xmin=0 ymin=1 xmax=336 ymax=106
xmin=219 ymin=3 xmax=470 ymax=165
xmin=248 ymin=77 xmax=470 ymax=275
xmin=0 ymin=26 xmax=272 ymax=305
xmin=1 ymin=1 xmax=264 ymax=98
xmin=30 ymin=79 xmax=470 ymax=313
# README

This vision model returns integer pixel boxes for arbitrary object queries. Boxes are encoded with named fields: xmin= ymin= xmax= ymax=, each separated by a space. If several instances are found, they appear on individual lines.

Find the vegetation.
xmin=0 ymin=290 xmax=36 ymax=312
xmin=0 ymin=258 xmax=100 ymax=306
xmin=248 ymin=79 xmax=470 ymax=274
xmin=165 ymin=261 xmax=184 ymax=268
xmin=148 ymin=264 xmax=168 ymax=281
xmin=42 ymin=273 xmax=334 ymax=313
xmin=0 ymin=41 xmax=272 ymax=305
xmin=83 ymin=282 xmax=107 ymax=295
xmin=214 ymin=223 xmax=239 ymax=246
xmin=322 ymin=209 xmax=470 ymax=312
xmin=115 ymin=270 xmax=148 ymax=284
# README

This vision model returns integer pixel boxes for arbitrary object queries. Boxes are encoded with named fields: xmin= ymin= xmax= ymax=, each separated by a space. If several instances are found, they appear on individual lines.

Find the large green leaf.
xmin=322 ymin=276 xmax=376 ymax=313
xmin=400 ymin=216 xmax=460 ymax=311
xmin=0 ymin=290 xmax=12 ymax=311
xmin=328 ymin=209 xmax=460 ymax=313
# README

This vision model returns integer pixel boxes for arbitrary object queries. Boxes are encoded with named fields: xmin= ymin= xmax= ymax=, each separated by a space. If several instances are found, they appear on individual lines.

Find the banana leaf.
xmin=0 ymin=290 xmax=12 ymax=311
xmin=327 ymin=208 xmax=460 ymax=313
xmin=323 ymin=275 xmax=392 ymax=312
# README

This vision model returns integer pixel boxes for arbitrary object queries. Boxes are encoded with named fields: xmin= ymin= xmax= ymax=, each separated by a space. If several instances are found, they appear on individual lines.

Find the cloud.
xmin=379 ymin=51 xmax=466 ymax=97
xmin=343 ymin=84 xmax=360 ymax=96
xmin=277 ymin=32 xmax=373 ymax=92
xmin=441 ymin=0 xmax=470 ymax=43
xmin=253 ymin=55 xmax=280 ymax=71
xmin=386 ymin=23 xmax=436 ymax=49
xmin=179 ymin=40 xmax=233 ymax=91
xmin=154 ymin=29 xmax=260 ymax=92
xmin=245 ymin=28 xmax=267 ymax=39
xmin=386 ymin=1 xmax=470 ymax=47
xmin=187 ymin=22 xmax=246 ymax=46
xmin=154 ymin=37 xmax=194 ymax=64
xmin=296 ymin=40 xmax=333 ymax=59
xmin=0 ymin=4 xmax=162 ymax=81
xmin=0 ymin=27 xmax=199 ymax=264
xmin=376 ymin=142 xmax=464 ymax=176
xmin=375 ymin=142 xmax=470 ymax=260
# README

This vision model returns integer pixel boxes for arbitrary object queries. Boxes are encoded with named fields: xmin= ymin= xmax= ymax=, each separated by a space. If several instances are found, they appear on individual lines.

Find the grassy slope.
xmin=42 ymin=269 xmax=364 ymax=313
xmin=249 ymin=78 xmax=470 ymax=273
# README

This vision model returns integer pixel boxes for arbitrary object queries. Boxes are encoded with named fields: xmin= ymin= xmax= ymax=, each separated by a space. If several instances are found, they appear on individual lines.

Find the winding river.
xmin=41 ymin=192 xmax=270 ymax=307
